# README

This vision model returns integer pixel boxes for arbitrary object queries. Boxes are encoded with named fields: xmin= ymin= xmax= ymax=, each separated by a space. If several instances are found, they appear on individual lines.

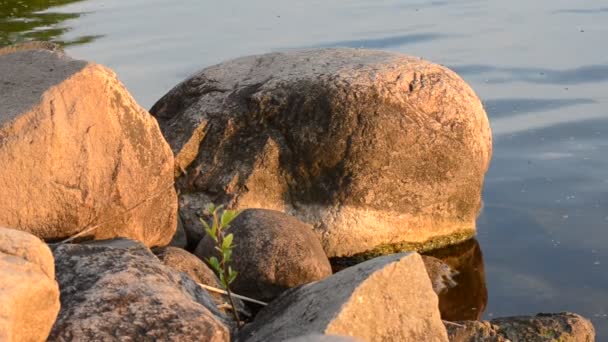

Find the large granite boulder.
xmin=0 ymin=43 xmax=177 ymax=247
xmin=0 ymin=227 xmax=60 ymax=342
xmin=49 ymin=239 xmax=230 ymax=341
xmin=238 ymin=252 xmax=448 ymax=342
xmin=195 ymin=209 xmax=332 ymax=302
xmin=150 ymin=48 xmax=492 ymax=257
xmin=446 ymin=312 xmax=595 ymax=342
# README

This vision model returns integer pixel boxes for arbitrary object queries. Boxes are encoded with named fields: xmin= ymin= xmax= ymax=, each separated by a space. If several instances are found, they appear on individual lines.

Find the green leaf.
xmin=221 ymin=210 xmax=239 ymax=228
xmin=223 ymin=249 xmax=232 ymax=263
xmin=222 ymin=233 xmax=234 ymax=250
xmin=228 ymin=270 xmax=238 ymax=284
xmin=207 ymin=257 xmax=221 ymax=274
xmin=199 ymin=217 xmax=210 ymax=230
xmin=219 ymin=273 xmax=228 ymax=288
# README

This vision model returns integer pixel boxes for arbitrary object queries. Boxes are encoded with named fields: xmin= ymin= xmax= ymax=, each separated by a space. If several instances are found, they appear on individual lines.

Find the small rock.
xmin=446 ymin=312 xmax=596 ymax=342
xmin=238 ymin=252 xmax=448 ymax=342
xmin=49 ymin=239 xmax=230 ymax=341
xmin=0 ymin=227 xmax=60 ymax=342
xmin=0 ymin=44 xmax=177 ymax=247
xmin=195 ymin=209 xmax=332 ymax=302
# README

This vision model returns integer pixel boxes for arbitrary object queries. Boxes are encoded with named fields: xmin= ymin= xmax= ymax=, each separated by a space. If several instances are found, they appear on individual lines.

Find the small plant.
xmin=200 ymin=204 xmax=241 ymax=324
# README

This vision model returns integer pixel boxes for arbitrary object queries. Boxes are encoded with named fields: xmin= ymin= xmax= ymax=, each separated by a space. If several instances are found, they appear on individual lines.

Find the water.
xmin=2 ymin=0 xmax=608 ymax=339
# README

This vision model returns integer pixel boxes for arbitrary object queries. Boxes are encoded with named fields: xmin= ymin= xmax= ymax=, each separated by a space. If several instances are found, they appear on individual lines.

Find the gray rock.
xmin=150 ymin=48 xmax=492 ymax=258
xmin=169 ymin=215 xmax=188 ymax=249
xmin=238 ymin=252 xmax=448 ymax=342
xmin=49 ymin=239 xmax=230 ymax=341
xmin=0 ymin=46 xmax=177 ymax=247
xmin=195 ymin=209 xmax=332 ymax=302
xmin=153 ymin=246 xmax=249 ymax=317
xmin=0 ymin=227 xmax=60 ymax=342
xmin=446 ymin=312 xmax=596 ymax=342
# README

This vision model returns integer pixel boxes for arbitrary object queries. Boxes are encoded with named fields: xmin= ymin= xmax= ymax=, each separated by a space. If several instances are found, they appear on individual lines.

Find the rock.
xmin=195 ymin=209 xmax=332 ymax=302
xmin=0 ymin=227 xmax=60 ymax=342
xmin=0 ymin=46 xmax=177 ymax=247
xmin=238 ymin=252 xmax=448 ymax=342
xmin=150 ymin=48 xmax=492 ymax=257
xmin=446 ymin=312 xmax=596 ymax=342
xmin=169 ymin=215 xmax=188 ymax=248
xmin=153 ymin=246 xmax=249 ymax=316
xmin=0 ymin=41 xmax=64 ymax=56
xmin=49 ymin=239 xmax=230 ymax=341
xmin=284 ymin=335 xmax=363 ymax=342
xmin=425 ymin=238 xmax=487 ymax=321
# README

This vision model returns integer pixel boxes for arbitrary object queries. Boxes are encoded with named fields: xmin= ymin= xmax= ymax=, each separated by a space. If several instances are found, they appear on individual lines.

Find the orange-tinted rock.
xmin=0 ymin=227 xmax=60 ymax=342
xmin=0 ymin=45 xmax=177 ymax=247
xmin=239 ymin=252 xmax=448 ymax=342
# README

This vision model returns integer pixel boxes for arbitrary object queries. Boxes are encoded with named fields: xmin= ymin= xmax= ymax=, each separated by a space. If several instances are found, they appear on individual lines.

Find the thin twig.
xmin=58 ymin=181 xmax=176 ymax=244
xmin=198 ymin=283 xmax=268 ymax=306
xmin=443 ymin=320 xmax=466 ymax=328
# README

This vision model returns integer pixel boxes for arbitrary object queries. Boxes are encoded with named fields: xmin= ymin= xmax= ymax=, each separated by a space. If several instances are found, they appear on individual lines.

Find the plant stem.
xmin=224 ymin=281 xmax=241 ymax=325
xmin=214 ymin=208 xmax=241 ymax=325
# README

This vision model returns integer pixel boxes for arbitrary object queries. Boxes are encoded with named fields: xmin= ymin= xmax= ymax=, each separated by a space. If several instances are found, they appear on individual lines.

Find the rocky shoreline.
xmin=0 ymin=42 xmax=595 ymax=341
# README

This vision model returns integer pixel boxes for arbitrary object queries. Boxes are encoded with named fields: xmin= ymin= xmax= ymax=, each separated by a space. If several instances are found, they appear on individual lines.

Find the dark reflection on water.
xmin=424 ymin=239 xmax=488 ymax=321
xmin=484 ymin=98 xmax=596 ymax=119
xmin=451 ymin=63 xmax=608 ymax=85
xmin=0 ymin=0 xmax=100 ymax=47
xmin=313 ymin=33 xmax=445 ymax=49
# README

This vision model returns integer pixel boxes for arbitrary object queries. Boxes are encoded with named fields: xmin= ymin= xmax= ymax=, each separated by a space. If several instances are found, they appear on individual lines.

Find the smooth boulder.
xmin=49 ymin=239 xmax=230 ymax=341
xmin=195 ymin=209 xmax=332 ymax=302
xmin=0 ymin=44 xmax=177 ymax=247
xmin=446 ymin=312 xmax=595 ymax=342
xmin=150 ymin=48 xmax=492 ymax=257
xmin=238 ymin=252 xmax=448 ymax=342
xmin=0 ymin=227 xmax=60 ymax=342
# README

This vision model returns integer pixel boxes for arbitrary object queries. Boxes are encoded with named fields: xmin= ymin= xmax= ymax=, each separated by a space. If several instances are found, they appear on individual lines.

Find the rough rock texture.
xmin=153 ymin=246 xmax=248 ymax=316
xmin=195 ymin=209 xmax=332 ymax=302
xmin=425 ymin=238 xmax=487 ymax=321
xmin=49 ymin=239 xmax=230 ymax=341
xmin=0 ymin=46 xmax=177 ymax=247
xmin=0 ymin=227 xmax=60 ymax=342
xmin=446 ymin=313 xmax=596 ymax=342
xmin=150 ymin=48 xmax=492 ymax=257
xmin=284 ymin=335 xmax=363 ymax=342
xmin=238 ymin=252 xmax=448 ymax=342
xmin=0 ymin=41 xmax=64 ymax=56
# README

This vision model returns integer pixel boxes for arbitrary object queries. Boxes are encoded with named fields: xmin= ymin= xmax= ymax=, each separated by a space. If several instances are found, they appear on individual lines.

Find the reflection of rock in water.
xmin=422 ymin=255 xmax=459 ymax=295
xmin=424 ymin=238 xmax=487 ymax=321
xmin=0 ymin=0 xmax=101 ymax=47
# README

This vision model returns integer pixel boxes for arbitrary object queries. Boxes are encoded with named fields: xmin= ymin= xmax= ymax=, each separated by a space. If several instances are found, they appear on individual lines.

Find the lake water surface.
xmin=3 ymin=0 xmax=608 ymax=339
